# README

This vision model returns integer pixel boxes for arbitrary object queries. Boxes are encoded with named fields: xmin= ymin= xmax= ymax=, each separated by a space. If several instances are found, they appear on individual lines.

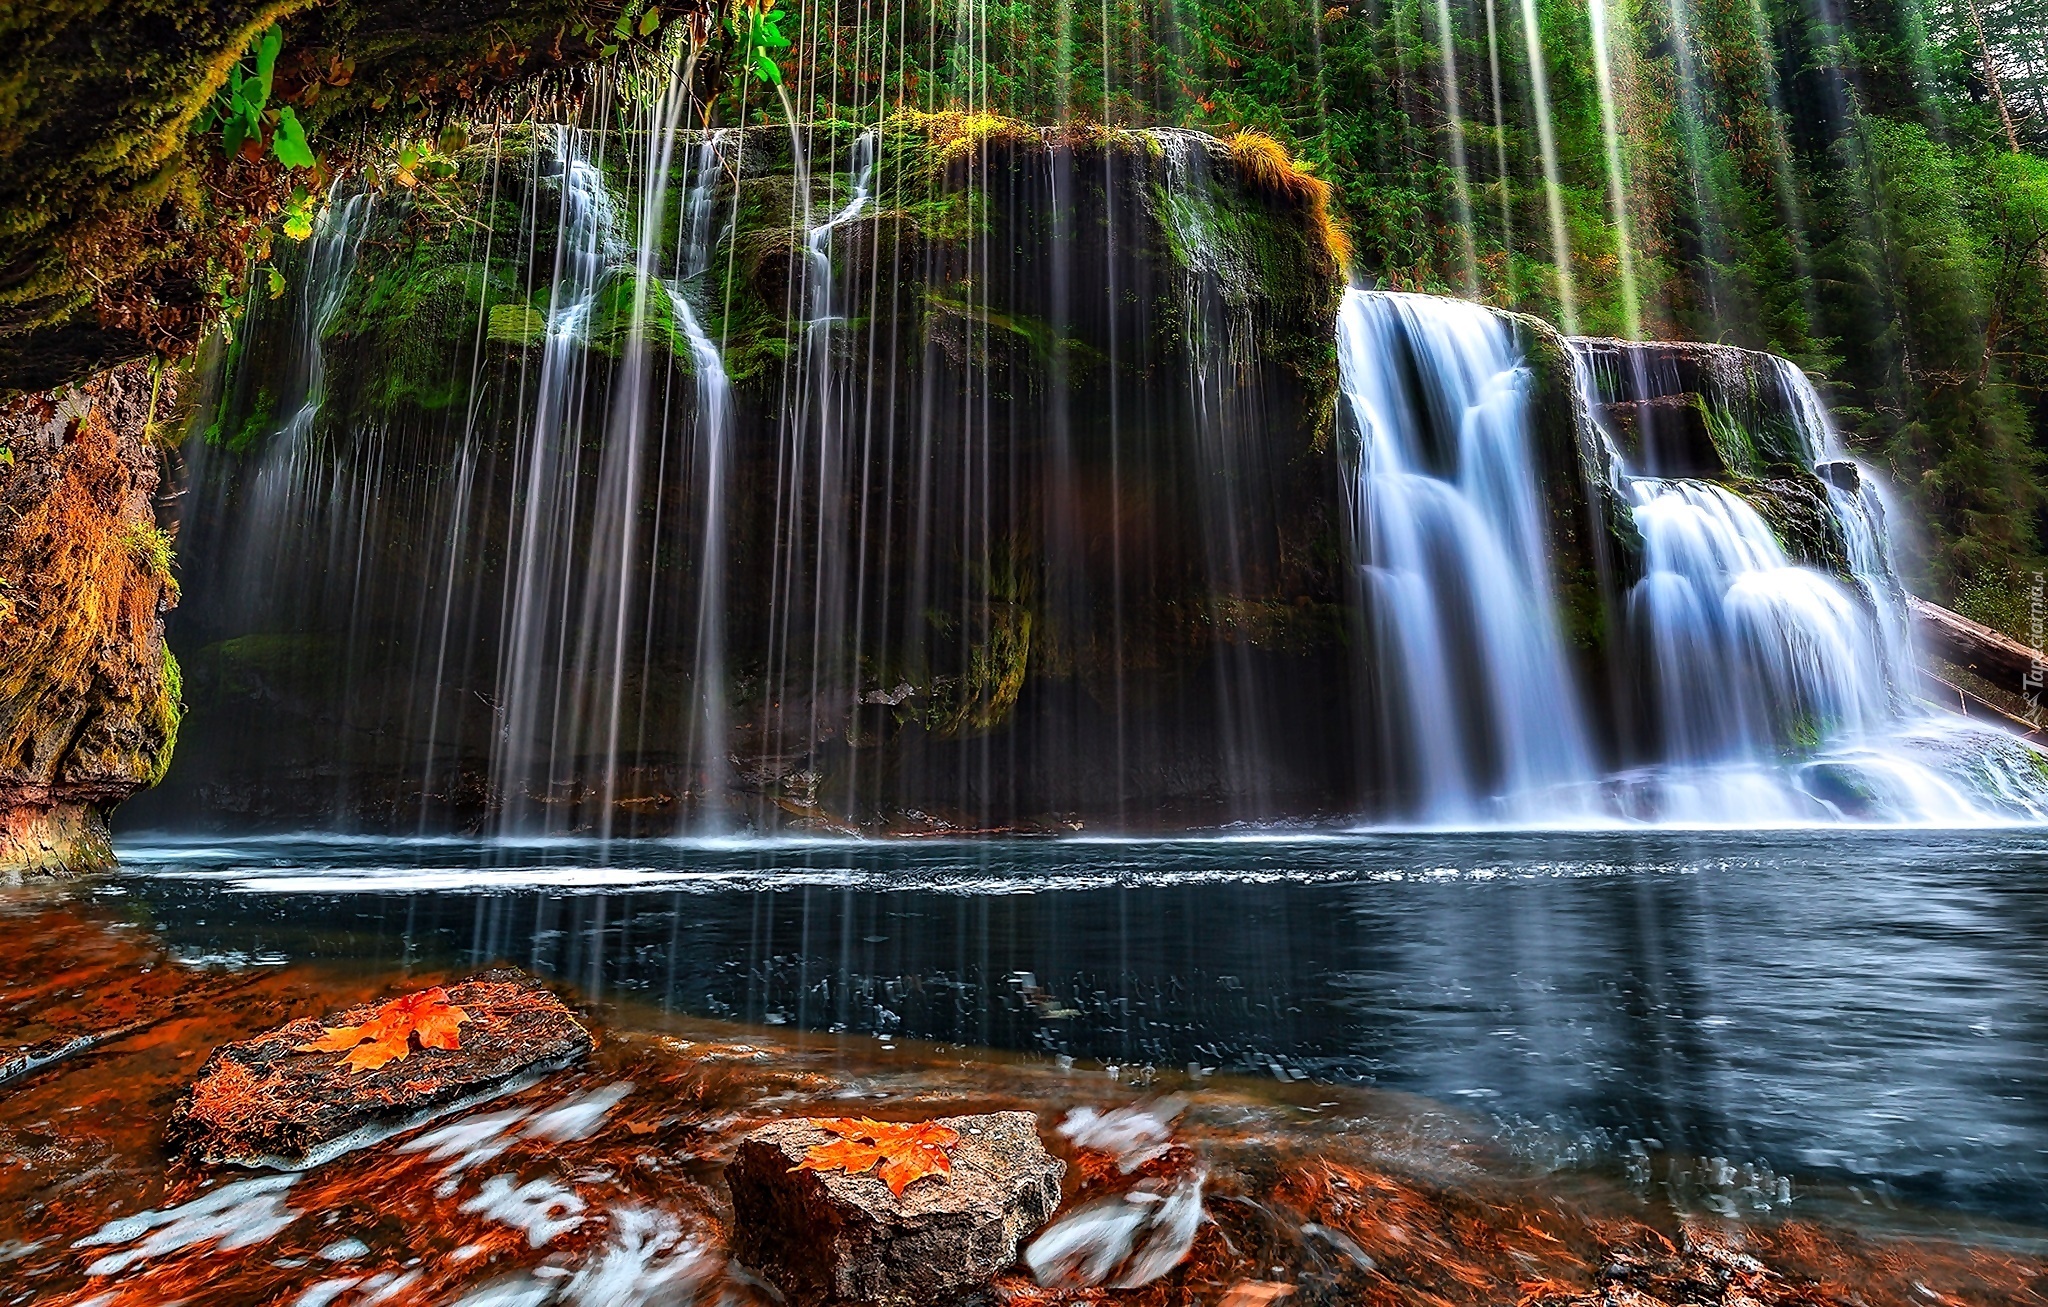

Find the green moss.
xmin=922 ymin=605 xmax=1035 ymax=739
xmin=122 ymin=521 xmax=180 ymax=602
xmin=1731 ymin=475 xmax=1851 ymax=577
xmin=198 ymin=633 xmax=337 ymax=705
xmin=143 ymin=646 xmax=183 ymax=789
xmin=487 ymin=301 xmax=548 ymax=347
xmin=213 ymin=387 xmax=276 ymax=452
xmin=922 ymin=290 xmax=1104 ymax=377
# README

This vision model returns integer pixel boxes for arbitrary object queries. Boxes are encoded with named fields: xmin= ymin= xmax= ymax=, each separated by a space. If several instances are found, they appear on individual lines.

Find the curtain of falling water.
xmin=1160 ymin=131 xmax=1282 ymax=817
xmin=1337 ymin=289 xmax=1594 ymax=819
xmin=575 ymin=58 xmax=693 ymax=836
xmin=492 ymin=122 xmax=623 ymax=829
xmin=670 ymin=132 xmax=740 ymax=830
xmin=762 ymin=131 xmax=879 ymax=801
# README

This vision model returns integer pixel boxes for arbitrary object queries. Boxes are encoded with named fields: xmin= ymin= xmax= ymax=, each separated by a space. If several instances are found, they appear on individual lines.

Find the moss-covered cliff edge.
xmin=0 ymin=1 xmax=655 ymax=395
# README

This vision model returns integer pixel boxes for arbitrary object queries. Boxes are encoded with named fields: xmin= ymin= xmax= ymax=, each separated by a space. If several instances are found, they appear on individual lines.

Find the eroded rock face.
xmin=0 ymin=360 xmax=180 ymax=877
xmin=167 ymin=970 xmax=593 ymax=1169
xmin=728 ymin=1110 xmax=1065 ymax=1306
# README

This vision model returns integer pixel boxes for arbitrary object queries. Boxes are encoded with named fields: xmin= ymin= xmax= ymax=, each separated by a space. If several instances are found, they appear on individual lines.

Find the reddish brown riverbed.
xmin=1 ymin=889 xmax=2042 ymax=1306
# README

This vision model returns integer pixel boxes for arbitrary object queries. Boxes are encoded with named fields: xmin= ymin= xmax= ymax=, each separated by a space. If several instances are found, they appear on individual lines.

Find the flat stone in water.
xmin=728 ymin=1110 xmax=1066 ymax=1306
xmin=167 ymin=969 xmax=591 ymax=1169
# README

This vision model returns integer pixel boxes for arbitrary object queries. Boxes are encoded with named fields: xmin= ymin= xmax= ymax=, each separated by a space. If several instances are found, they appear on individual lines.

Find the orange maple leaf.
xmin=295 ymin=987 xmax=470 ymax=1074
xmin=793 ymin=1117 xmax=960 ymax=1197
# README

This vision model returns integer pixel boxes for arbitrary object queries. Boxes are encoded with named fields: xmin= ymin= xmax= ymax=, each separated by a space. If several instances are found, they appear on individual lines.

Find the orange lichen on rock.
xmin=170 ymin=972 xmax=590 ymax=1167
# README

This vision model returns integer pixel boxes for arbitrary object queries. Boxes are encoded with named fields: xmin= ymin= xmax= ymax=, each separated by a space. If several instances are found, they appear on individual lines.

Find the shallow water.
xmin=106 ymin=828 xmax=2048 ymax=1226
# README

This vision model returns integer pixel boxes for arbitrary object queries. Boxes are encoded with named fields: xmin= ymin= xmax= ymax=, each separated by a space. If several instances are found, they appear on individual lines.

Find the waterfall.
xmin=276 ymin=189 xmax=377 ymax=445
xmin=1580 ymin=341 xmax=2048 ymax=822
xmin=149 ymin=114 xmax=2048 ymax=838
xmin=1627 ymin=478 xmax=1889 ymax=764
xmin=667 ymin=131 xmax=738 ymax=828
xmin=492 ymin=127 xmax=624 ymax=827
xmin=1336 ymin=289 xmax=1594 ymax=819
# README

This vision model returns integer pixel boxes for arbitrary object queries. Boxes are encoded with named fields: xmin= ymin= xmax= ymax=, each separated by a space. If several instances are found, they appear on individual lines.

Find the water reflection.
xmin=107 ymin=829 xmax=2048 ymax=1221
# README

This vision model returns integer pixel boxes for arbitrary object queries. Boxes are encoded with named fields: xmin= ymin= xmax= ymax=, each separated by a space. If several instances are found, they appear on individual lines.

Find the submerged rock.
xmin=167 ymin=970 xmax=591 ymax=1169
xmin=727 ymin=1110 xmax=1065 ymax=1306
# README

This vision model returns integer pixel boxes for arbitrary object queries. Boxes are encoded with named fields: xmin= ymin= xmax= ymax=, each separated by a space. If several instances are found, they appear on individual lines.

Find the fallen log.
xmin=1908 ymin=596 xmax=2045 ymax=687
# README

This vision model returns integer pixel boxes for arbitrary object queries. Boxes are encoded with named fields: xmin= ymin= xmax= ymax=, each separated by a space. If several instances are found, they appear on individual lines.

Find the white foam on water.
xmin=459 ymin=1174 xmax=587 ymax=1248
xmin=72 ymin=1173 xmax=299 ymax=1276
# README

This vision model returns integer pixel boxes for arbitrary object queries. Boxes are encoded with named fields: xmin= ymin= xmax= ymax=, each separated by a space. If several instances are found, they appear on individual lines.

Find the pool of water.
xmin=104 ymin=827 xmax=2048 ymax=1225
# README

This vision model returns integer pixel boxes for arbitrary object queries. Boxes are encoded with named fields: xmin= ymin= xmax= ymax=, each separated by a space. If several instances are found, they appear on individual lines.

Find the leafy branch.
xmin=198 ymin=24 xmax=317 ymax=171
xmin=730 ymin=0 xmax=792 ymax=87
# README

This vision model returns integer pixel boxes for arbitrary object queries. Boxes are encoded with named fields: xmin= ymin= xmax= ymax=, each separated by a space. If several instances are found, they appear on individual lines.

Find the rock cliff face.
xmin=127 ymin=120 xmax=1355 ymax=834
xmin=0 ymin=362 xmax=181 ymax=875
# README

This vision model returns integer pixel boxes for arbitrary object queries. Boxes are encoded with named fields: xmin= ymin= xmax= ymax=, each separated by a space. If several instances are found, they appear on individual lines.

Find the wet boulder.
xmin=727 ymin=1110 xmax=1065 ymax=1306
xmin=167 ymin=970 xmax=591 ymax=1169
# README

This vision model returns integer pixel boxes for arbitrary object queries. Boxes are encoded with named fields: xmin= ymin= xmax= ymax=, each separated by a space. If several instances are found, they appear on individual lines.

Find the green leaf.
xmin=267 ymin=266 xmax=287 ymax=299
xmin=639 ymin=6 xmax=661 ymax=34
xmin=613 ymin=10 xmax=633 ymax=38
xmin=282 ymin=208 xmax=314 ymax=240
xmin=754 ymin=51 xmax=783 ymax=84
xmin=272 ymin=106 xmax=315 ymax=169
xmin=0 ymin=447 xmax=14 ymax=468
xmin=253 ymin=24 xmax=281 ymax=110
xmin=222 ymin=107 xmax=250 ymax=158
xmin=438 ymin=122 xmax=468 ymax=156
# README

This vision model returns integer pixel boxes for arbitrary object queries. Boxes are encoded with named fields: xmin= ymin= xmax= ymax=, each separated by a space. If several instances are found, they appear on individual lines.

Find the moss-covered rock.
xmin=0 ymin=361 xmax=181 ymax=875
xmin=1732 ymin=474 xmax=1853 ymax=578
xmin=0 ymin=2 xmax=649 ymax=394
xmin=1513 ymin=313 xmax=1640 ymax=661
xmin=143 ymin=117 xmax=1362 ymax=831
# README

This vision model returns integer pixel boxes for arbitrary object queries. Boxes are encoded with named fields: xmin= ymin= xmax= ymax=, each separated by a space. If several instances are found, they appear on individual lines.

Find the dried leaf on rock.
xmin=295 ymin=986 xmax=470 ymax=1073
xmin=793 ymin=1117 xmax=961 ymax=1197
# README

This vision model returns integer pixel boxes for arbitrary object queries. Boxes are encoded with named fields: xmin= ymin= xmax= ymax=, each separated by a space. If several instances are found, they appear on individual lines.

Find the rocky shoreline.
xmin=0 ymin=888 xmax=2041 ymax=1306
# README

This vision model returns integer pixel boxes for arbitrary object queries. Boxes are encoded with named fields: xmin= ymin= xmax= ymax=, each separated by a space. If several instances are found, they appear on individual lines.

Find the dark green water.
xmin=105 ymin=827 xmax=2048 ymax=1225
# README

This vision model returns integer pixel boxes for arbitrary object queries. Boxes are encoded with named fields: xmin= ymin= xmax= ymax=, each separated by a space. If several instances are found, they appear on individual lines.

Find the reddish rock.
xmin=167 ymin=970 xmax=591 ymax=1168
xmin=728 ymin=1110 xmax=1065 ymax=1306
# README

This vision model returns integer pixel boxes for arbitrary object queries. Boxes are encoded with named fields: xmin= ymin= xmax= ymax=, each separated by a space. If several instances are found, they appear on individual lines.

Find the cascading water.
xmin=148 ymin=102 xmax=2048 ymax=837
xmin=276 ymin=189 xmax=377 ymax=445
xmin=1627 ymin=479 xmax=1888 ymax=763
xmin=1578 ymin=340 xmax=2048 ymax=822
xmin=1336 ymin=289 xmax=1595 ymax=820
xmin=667 ymin=131 xmax=739 ymax=827
xmin=492 ymin=126 xmax=624 ymax=827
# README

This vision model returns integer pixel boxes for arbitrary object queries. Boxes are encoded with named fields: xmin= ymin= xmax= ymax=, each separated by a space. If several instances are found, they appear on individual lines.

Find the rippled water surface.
xmin=107 ymin=828 xmax=2048 ymax=1224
